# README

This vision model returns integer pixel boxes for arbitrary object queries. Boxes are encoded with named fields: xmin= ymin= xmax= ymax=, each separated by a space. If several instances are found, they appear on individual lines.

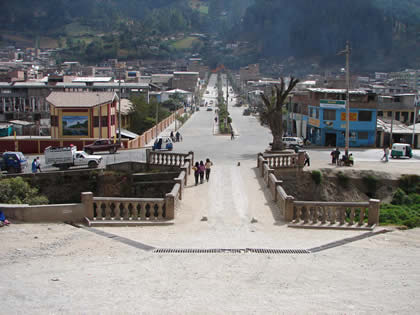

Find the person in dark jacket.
xmin=199 ymin=160 xmax=205 ymax=184
xmin=193 ymin=162 xmax=200 ymax=186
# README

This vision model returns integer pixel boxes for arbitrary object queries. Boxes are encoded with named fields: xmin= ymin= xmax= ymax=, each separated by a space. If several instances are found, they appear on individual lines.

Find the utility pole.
xmin=226 ymin=74 xmax=229 ymax=112
xmin=412 ymin=94 xmax=419 ymax=147
xmin=338 ymin=41 xmax=351 ymax=157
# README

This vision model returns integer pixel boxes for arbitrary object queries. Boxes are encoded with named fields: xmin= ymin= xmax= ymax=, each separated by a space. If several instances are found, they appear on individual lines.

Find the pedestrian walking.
xmin=334 ymin=147 xmax=341 ymax=165
xmin=36 ymin=157 xmax=41 ymax=172
xmin=304 ymin=151 xmax=310 ymax=167
xmin=170 ymin=131 xmax=175 ymax=142
xmin=214 ymin=117 xmax=218 ymax=123
xmin=231 ymin=129 xmax=235 ymax=140
xmin=193 ymin=162 xmax=200 ymax=186
xmin=176 ymin=131 xmax=182 ymax=142
xmin=31 ymin=158 xmax=37 ymax=173
xmin=199 ymin=160 xmax=205 ymax=184
xmin=385 ymin=146 xmax=389 ymax=162
xmin=205 ymin=158 xmax=213 ymax=181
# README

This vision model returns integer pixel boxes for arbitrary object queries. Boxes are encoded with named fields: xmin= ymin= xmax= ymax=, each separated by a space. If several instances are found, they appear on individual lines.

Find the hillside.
xmin=0 ymin=0 xmax=418 ymax=72
xmin=226 ymin=0 xmax=420 ymax=72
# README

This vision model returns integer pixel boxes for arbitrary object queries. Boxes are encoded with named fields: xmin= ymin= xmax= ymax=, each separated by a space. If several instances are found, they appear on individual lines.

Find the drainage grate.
xmin=153 ymin=248 xmax=310 ymax=254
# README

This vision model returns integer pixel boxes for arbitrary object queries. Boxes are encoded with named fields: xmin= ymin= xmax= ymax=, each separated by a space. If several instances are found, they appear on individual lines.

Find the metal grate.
xmin=153 ymin=248 xmax=310 ymax=254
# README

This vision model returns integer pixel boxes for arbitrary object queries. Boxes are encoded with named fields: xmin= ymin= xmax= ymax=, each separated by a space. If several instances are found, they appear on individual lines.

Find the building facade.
xmin=292 ymin=88 xmax=378 ymax=147
xmin=47 ymin=92 xmax=118 ymax=139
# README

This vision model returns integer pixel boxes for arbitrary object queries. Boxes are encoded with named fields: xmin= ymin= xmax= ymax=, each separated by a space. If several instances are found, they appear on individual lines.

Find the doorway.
xmin=325 ymin=133 xmax=337 ymax=147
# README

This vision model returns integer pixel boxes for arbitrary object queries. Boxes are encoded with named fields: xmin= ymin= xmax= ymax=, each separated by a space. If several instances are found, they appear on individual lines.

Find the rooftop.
xmin=72 ymin=77 xmax=113 ymax=83
xmin=46 ymin=92 xmax=117 ymax=108
xmin=308 ymin=88 xmax=368 ymax=95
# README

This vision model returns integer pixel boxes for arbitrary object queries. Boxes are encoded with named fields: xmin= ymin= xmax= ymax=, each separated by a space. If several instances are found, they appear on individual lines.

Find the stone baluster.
xmin=104 ymin=202 xmax=111 ymax=220
xmin=312 ymin=206 xmax=318 ymax=224
xmin=303 ymin=206 xmax=309 ymax=223
xmin=295 ymin=206 xmax=301 ymax=223
xmin=358 ymin=208 xmax=366 ymax=225
xmin=339 ymin=207 xmax=345 ymax=225
xmin=349 ymin=207 xmax=355 ymax=225
xmin=321 ymin=207 xmax=327 ymax=224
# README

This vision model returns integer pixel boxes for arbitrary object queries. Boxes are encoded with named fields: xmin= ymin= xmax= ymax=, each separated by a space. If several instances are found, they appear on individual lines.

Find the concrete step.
xmin=85 ymin=217 xmax=174 ymax=227
xmin=288 ymin=222 xmax=375 ymax=231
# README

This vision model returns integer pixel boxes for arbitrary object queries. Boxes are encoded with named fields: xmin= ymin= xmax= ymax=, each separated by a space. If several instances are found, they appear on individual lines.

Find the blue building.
xmin=307 ymin=99 xmax=377 ymax=147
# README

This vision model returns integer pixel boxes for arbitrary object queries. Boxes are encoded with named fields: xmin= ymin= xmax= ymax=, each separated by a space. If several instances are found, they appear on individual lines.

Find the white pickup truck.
xmin=45 ymin=146 xmax=102 ymax=170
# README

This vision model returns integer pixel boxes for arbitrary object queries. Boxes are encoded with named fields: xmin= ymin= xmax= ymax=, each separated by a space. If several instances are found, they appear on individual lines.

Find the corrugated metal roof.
xmin=308 ymin=88 xmax=368 ymax=95
xmin=72 ymin=77 xmax=112 ymax=82
xmin=46 ymin=91 xmax=116 ymax=107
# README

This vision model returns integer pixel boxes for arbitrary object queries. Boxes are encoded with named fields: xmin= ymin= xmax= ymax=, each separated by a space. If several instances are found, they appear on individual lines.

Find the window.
xmin=378 ymin=111 xmax=383 ymax=117
xmin=358 ymin=111 xmax=372 ymax=121
xmin=101 ymin=116 xmax=108 ymax=127
xmin=358 ymin=132 xmax=369 ymax=140
xmin=93 ymin=116 xmax=99 ymax=127
xmin=323 ymin=109 xmax=336 ymax=120
xmin=395 ymin=112 xmax=400 ymax=120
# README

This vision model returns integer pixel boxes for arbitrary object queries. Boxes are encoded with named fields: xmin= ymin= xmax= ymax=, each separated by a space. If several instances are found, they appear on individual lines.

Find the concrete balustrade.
xmin=90 ymin=196 xmax=169 ymax=221
xmin=257 ymin=153 xmax=380 ymax=228
xmin=292 ymin=200 xmax=380 ymax=228
xmin=147 ymin=150 xmax=194 ymax=169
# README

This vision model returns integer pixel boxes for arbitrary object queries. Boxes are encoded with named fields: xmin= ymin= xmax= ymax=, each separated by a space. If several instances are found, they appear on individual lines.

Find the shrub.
xmin=311 ymin=170 xmax=322 ymax=185
xmin=0 ymin=177 xmax=49 ymax=205
xmin=337 ymin=171 xmax=349 ymax=187
xmin=363 ymin=175 xmax=378 ymax=198
xmin=399 ymin=175 xmax=420 ymax=194
xmin=380 ymin=203 xmax=420 ymax=228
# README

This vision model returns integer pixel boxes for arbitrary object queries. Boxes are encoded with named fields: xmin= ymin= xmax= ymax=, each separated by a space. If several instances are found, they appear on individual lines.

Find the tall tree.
xmin=259 ymin=77 xmax=299 ymax=151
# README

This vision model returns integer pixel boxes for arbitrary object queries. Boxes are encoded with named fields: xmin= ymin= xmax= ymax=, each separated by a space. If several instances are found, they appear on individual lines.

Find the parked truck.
xmin=83 ymin=139 xmax=123 ymax=155
xmin=44 ymin=146 xmax=102 ymax=170
xmin=0 ymin=152 xmax=28 ymax=173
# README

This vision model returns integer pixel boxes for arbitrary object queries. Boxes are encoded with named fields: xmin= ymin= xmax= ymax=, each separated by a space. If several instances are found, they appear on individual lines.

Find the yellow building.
xmin=46 ymin=91 xmax=118 ymax=139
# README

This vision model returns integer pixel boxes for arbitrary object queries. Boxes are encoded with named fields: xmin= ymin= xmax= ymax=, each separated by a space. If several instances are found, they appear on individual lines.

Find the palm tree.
xmin=259 ymin=77 xmax=299 ymax=151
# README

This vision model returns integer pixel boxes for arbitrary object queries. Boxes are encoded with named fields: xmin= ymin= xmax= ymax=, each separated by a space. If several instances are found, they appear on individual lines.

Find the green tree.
xmin=0 ymin=177 xmax=48 ymax=205
xmin=259 ymin=78 xmax=299 ymax=151
xmin=128 ymin=96 xmax=171 ymax=135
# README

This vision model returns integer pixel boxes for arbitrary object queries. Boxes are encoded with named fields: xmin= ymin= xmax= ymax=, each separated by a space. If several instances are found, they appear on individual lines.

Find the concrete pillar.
xmin=284 ymin=196 xmax=295 ymax=222
xmin=81 ymin=192 xmax=94 ymax=219
xmin=165 ymin=193 xmax=175 ymax=219
xmin=297 ymin=151 xmax=305 ymax=168
xmin=368 ymin=199 xmax=380 ymax=226
xmin=175 ymin=178 xmax=183 ymax=200
xmin=146 ymin=149 xmax=151 ymax=164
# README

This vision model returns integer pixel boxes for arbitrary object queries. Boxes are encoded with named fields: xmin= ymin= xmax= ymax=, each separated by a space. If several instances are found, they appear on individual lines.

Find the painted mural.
xmin=62 ymin=116 xmax=89 ymax=136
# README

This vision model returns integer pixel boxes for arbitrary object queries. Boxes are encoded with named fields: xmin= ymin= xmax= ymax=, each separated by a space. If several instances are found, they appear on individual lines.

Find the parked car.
xmin=207 ymin=106 xmax=213 ymax=111
xmin=45 ymin=146 xmax=102 ymax=170
xmin=243 ymin=109 xmax=251 ymax=116
xmin=391 ymin=143 xmax=413 ymax=159
xmin=152 ymin=136 xmax=173 ymax=151
xmin=282 ymin=137 xmax=304 ymax=148
xmin=83 ymin=139 xmax=122 ymax=154
xmin=0 ymin=152 xmax=28 ymax=173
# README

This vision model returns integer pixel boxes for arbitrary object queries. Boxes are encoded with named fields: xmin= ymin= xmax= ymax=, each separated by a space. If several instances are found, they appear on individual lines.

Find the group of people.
xmin=193 ymin=158 xmax=213 ymax=185
xmin=31 ymin=157 xmax=41 ymax=173
xmin=170 ymin=131 xmax=182 ymax=142
xmin=330 ymin=147 xmax=354 ymax=166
